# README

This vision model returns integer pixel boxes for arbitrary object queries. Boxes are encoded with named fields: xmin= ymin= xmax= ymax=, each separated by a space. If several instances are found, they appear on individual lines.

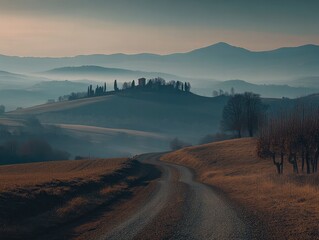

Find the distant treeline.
xmin=0 ymin=139 xmax=70 ymax=165
xmin=58 ymin=77 xmax=191 ymax=101
xmin=213 ymin=87 xmax=235 ymax=97
xmin=0 ymin=118 xmax=70 ymax=164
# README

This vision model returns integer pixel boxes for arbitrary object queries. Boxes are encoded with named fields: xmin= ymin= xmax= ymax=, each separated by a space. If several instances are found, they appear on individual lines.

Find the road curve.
xmin=102 ymin=153 xmax=262 ymax=240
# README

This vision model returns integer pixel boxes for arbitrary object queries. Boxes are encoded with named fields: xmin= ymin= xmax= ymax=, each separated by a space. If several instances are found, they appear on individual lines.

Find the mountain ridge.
xmin=1 ymin=42 xmax=319 ymax=82
xmin=1 ymin=42 xmax=318 ymax=58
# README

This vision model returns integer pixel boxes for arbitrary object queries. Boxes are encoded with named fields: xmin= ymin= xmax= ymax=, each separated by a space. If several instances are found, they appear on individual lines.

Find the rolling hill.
xmin=8 ymin=90 xmax=229 ymax=143
xmin=7 ymin=88 xmax=319 ymax=158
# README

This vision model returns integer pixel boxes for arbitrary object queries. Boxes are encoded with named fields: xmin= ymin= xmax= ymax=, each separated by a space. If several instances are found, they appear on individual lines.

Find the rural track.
xmin=102 ymin=153 xmax=263 ymax=240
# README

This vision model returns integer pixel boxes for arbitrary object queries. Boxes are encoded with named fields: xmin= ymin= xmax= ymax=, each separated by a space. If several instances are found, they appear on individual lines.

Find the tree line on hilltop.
xmin=58 ymin=77 xmax=191 ymax=102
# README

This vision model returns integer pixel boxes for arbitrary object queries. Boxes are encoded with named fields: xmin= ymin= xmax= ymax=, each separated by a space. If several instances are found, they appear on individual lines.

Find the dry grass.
xmin=0 ymin=158 xmax=149 ymax=240
xmin=0 ymin=158 xmax=126 ymax=192
xmin=162 ymin=138 xmax=319 ymax=239
xmin=56 ymin=197 xmax=90 ymax=218
xmin=0 ymin=157 xmax=161 ymax=240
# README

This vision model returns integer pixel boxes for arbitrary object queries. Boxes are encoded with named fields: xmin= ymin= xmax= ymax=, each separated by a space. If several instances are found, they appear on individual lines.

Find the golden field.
xmin=0 ymin=158 xmax=127 ymax=192
xmin=0 ymin=158 xmax=158 ymax=240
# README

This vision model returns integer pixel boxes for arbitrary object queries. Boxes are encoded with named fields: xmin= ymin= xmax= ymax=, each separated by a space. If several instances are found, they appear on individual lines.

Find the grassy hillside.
xmin=6 ymin=89 xmax=318 ymax=156
xmin=9 ymin=90 xmax=229 ymax=142
xmin=0 ymin=158 xmax=160 ymax=239
xmin=162 ymin=138 xmax=319 ymax=240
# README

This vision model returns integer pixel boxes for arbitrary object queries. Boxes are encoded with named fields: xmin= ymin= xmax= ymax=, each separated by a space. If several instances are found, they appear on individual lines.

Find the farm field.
xmin=0 ymin=158 xmax=160 ymax=240
xmin=0 ymin=158 xmax=127 ymax=191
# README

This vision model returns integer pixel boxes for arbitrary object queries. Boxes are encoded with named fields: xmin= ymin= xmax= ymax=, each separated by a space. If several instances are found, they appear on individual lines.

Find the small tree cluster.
xmin=120 ymin=78 xmax=191 ymax=92
xmin=257 ymin=106 xmax=319 ymax=174
xmin=68 ymin=92 xmax=87 ymax=100
xmin=88 ymin=83 xmax=107 ymax=97
xmin=0 ymin=105 xmax=5 ymax=115
xmin=0 ymin=139 xmax=70 ymax=164
xmin=213 ymin=87 xmax=235 ymax=97
xmin=221 ymin=92 xmax=266 ymax=137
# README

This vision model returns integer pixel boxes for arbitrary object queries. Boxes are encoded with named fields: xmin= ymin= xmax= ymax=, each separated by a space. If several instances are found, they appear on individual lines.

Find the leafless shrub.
xmin=257 ymin=105 xmax=319 ymax=174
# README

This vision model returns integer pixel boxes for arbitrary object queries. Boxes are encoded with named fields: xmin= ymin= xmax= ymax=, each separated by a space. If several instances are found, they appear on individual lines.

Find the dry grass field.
xmin=0 ymin=158 xmax=126 ymax=192
xmin=162 ymin=138 xmax=319 ymax=239
xmin=0 ymin=158 xmax=160 ymax=240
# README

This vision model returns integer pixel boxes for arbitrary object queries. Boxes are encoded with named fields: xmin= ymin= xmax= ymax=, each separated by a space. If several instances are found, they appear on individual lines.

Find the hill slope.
xmin=162 ymin=138 xmax=319 ymax=240
xmin=0 ymin=158 xmax=160 ymax=239
xmin=9 ymin=90 xmax=229 ymax=142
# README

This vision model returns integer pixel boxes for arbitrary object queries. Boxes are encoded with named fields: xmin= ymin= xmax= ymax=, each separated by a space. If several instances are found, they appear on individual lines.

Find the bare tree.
xmin=0 ymin=105 xmax=5 ymax=115
xmin=114 ymin=80 xmax=119 ymax=91
xmin=221 ymin=92 xmax=265 ymax=138
xmin=221 ymin=94 xmax=245 ymax=138
xmin=257 ymin=105 xmax=319 ymax=174
xmin=244 ymin=92 xmax=264 ymax=137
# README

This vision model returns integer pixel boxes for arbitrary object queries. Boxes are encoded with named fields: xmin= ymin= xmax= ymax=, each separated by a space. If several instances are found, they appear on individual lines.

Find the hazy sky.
xmin=0 ymin=0 xmax=318 ymax=56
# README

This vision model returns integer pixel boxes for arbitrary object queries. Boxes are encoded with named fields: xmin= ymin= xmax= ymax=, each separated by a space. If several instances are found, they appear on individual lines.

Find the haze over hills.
xmin=41 ymin=65 xmax=180 ymax=81
xmin=0 ymin=80 xmax=89 ymax=111
xmin=0 ymin=70 xmax=43 ymax=89
xmin=199 ymin=79 xmax=317 ymax=98
xmin=0 ymin=43 xmax=319 ymax=83
xmin=1 ymin=42 xmax=319 ymax=111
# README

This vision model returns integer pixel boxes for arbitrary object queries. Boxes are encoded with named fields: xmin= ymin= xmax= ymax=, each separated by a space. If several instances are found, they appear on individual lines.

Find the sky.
xmin=0 ymin=0 xmax=318 ymax=57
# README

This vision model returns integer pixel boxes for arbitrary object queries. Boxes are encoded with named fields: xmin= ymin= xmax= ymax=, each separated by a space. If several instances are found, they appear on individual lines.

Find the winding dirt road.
xmin=102 ymin=153 xmax=265 ymax=240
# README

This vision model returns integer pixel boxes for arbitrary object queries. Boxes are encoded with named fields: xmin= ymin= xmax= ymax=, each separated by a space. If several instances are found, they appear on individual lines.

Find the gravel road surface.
xmin=102 ymin=153 xmax=263 ymax=240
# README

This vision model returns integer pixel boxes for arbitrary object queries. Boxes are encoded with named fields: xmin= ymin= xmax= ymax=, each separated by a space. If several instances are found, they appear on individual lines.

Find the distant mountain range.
xmin=1 ymin=42 xmax=318 ymax=83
